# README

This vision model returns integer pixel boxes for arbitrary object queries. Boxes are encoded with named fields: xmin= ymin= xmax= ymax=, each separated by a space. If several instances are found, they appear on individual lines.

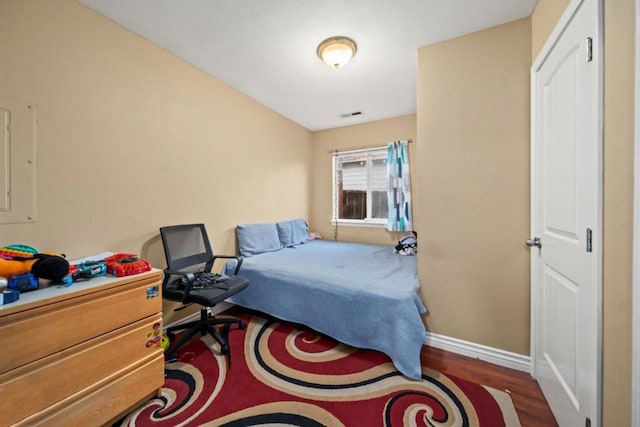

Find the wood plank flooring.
xmin=421 ymin=346 xmax=558 ymax=427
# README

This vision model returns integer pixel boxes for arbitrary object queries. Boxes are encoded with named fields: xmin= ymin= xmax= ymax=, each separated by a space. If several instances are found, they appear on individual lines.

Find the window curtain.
xmin=387 ymin=140 xmax=412 ymax=232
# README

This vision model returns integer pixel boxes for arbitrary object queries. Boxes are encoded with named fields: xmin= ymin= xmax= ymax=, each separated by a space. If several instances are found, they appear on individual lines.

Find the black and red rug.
xmin=118 ymin=312 xmax=521 ymax=426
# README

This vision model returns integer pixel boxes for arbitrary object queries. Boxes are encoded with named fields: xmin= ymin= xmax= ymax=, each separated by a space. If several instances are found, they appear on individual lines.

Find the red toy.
xmin=104 ymin=253 xmax=152 ymax=277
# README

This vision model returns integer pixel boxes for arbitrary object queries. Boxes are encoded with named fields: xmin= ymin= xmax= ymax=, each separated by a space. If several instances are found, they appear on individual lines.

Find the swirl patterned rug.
xmin=117 ymin=312 xmax=521 ymax=427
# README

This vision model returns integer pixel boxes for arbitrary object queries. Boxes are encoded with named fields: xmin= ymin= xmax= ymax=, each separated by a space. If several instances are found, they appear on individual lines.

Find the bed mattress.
xmin=225 ymin=239 xmax=427 ymax=380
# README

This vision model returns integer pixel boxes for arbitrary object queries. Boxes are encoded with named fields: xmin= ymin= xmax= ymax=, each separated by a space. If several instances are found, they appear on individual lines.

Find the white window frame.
xmin=331 ymin=146 xmax=388 ymax=228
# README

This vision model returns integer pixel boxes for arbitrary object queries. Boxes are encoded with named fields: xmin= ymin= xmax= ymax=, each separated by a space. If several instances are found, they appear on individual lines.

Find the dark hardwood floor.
xmin=421 ymin=346 xmax=558 ymax=427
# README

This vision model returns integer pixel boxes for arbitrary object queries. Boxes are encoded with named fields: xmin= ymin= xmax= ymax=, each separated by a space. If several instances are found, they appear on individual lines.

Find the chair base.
xmin=164 ymin=308 xmax=246 ymax=367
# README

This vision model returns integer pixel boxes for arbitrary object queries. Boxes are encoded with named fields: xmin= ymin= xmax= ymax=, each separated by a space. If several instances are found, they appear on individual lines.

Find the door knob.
xmin=526 ymin=237 xmax=542 ymax=248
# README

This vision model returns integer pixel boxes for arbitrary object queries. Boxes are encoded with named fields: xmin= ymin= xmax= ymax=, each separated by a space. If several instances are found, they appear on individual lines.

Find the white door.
xmin=530 ymin=0 xmax=602 ymax=426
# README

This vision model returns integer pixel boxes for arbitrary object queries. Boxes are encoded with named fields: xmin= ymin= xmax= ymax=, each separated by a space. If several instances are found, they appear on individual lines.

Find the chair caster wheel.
xmin=239 ymin=321 xmax=246 ymax=330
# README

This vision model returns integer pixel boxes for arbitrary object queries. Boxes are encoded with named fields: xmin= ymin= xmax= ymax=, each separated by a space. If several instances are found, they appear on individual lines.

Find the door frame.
xmin=632 ymin=0 xmax=640 ymax=425
xmin=530 ymin=0 xmax=604 ymax=424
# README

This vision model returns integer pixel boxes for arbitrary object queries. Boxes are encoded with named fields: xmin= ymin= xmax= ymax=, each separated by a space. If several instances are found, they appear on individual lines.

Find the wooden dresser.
xmin=0 ymin=270 xmax=164 ymax=426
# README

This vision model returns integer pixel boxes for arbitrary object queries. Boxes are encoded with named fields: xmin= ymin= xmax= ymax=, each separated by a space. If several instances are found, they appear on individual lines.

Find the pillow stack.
xmin=236 ymin=219 xmax=309 ymax=257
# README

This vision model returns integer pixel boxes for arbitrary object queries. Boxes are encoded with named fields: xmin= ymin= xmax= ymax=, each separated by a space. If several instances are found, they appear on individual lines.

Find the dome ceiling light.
xmin=316 ymin=36 xmax=357 ymax=69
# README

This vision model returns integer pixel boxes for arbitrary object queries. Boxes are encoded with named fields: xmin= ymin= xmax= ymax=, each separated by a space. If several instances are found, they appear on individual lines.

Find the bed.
xmin=224 ymin=220 xmax=427 ymax=380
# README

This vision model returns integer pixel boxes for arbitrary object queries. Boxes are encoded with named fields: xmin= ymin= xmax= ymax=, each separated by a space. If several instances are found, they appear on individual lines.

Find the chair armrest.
xmin=212 ymin=255 xmax=244 ymax=275
xmin=162 ymin=268 xmax=196 ymax=304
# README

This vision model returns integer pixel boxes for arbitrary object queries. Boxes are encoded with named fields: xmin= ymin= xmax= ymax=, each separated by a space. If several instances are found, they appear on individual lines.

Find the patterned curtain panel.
xmin=387 ymin=140 xmax=412 ymax=232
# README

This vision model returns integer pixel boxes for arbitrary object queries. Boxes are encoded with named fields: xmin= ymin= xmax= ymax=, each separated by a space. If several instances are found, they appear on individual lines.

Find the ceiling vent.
xmin=340 ymin=111 xmax=362 ymax=118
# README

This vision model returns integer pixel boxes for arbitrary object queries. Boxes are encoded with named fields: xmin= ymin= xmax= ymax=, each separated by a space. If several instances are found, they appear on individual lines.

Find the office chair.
xmin=159 ymin=223 xmax=249 ymax=365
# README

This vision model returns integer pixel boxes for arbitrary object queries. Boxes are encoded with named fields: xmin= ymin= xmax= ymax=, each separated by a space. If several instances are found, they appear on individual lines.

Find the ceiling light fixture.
xmin=317 ymin=36 xmax=357 ymax=69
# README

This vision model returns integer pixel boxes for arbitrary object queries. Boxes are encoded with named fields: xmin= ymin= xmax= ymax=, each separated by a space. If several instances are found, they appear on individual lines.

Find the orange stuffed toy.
xmin=0 ymin=245 xmax=70 ymax=284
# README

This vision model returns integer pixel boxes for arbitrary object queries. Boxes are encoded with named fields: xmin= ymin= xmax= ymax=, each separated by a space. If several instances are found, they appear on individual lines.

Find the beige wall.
xmin=0 ymin=0 xmax=312 ymax=323
xmin=310 ymin=115 xmax=416 ymax=245
xmin=600 ymin=0 xmax=634 ymax=420
xmin=531 ymin=0 xmax=572 ymax=59
xmin=416 ymin=18 xmax=532 ymax=355
xmin=600 ymin=2 xmax=634 ymax=424
xmin=532 ymin=0 xmax=635 ymax=424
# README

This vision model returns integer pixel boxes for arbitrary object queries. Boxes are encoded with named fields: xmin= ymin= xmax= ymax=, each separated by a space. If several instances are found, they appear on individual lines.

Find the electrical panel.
xmin=0 ymin=97 xmax=36 ymax=224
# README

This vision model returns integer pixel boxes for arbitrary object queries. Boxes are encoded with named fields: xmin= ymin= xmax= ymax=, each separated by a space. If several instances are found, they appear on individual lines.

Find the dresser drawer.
xmin=0 ymin=314 xmax=163 ymax=426
xmin=0 ymin=275 xmax=161 ymax=374
xmin=17 ymin=354 xmax=165 ymax=427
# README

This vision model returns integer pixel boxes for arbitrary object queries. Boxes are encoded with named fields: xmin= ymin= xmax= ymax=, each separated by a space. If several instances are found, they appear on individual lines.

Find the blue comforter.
xmin=225 ymin=239 xmax=427 ymax=379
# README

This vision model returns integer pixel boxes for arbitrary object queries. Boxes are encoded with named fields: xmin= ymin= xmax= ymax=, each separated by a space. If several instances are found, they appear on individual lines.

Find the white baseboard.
xmin=424 ymin=332 xmax=530 ymax=373
xmin=163 ymin=301 xmax=234 ymax=331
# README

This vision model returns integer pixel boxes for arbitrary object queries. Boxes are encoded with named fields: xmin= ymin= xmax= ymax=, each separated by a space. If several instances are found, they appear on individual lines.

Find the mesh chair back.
xmin=159 ymin=224 xmax=248 ymax=364
xmin=160 ymin=224 xmax=214 ymax=273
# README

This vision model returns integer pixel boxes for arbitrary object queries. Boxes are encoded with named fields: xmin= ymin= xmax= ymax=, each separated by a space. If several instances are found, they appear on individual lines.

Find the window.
xmin=332 ymin=147 xmax=387 ymax=226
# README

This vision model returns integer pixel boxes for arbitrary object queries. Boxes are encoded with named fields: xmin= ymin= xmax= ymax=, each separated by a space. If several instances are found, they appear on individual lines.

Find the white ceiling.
xmin=79 ymin=0 xmax=538 ymax=131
